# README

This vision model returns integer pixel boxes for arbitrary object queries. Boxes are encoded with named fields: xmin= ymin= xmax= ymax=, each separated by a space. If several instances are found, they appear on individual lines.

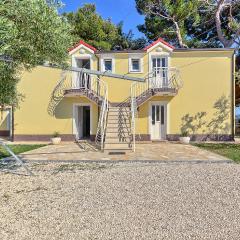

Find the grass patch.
xmin=192 ymin=143 xmax=240 ymax=162
xmin=0 ymin=144 xmax=46 ymax=159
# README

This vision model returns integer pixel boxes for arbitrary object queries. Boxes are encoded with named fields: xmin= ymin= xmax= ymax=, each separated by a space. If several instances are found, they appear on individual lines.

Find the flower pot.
xmin=51 ymin=137 xmax=61 ymax=145
xmin=179 ymin=136 xmax=190 ymax=144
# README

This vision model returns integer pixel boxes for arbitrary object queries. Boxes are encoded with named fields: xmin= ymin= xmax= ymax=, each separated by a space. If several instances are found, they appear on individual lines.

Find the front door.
xmin=152 ymin=57 xmax=168 ymax=88
xmin=151 ymin=103 xmax=167 ymax=140
xmin=74 ymin=105 xmax=91 ymax=140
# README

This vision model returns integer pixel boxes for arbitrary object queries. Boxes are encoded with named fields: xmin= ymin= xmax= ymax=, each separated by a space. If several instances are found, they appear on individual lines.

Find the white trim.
xmin=72 ymin=103 xmax=93 ymax=139
xmin=72 ymin=55 xmax=93 ymax=88
xmin=100 ymin=54 xmax=115 ymax=73
xmin=128 ymin=53 xmax=143 ymax=73
xmin=146 ymin=41 xmax=174 ymax=53
xmin=148 ymin=53 xmax=171 ymax=73
xmin=148 ymin=101 xmax=169 ymax=140
xmin=69 ymin=44 xmax=95 ymax=55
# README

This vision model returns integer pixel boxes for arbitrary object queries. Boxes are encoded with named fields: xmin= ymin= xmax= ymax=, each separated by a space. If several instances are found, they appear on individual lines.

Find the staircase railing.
xmin=131 ymin=67 xmax=183 ymax=102
xmin=130 ymin=67 xmax=182 ymax=151
xmin=130 ymin=89 xmax=137 ymax=152
xmin=95 ymin=80 xmax=108 ymax=151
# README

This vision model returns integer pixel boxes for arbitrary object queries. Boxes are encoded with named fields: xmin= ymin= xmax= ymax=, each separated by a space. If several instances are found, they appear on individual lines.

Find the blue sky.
xmin=61 ymin=0 xmax=145 ymax=37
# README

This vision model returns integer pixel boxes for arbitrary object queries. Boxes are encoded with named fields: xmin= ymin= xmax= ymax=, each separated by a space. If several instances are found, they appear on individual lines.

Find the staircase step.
xmin=105 ymin=143 xmax=132 ymax=149
xmin=106 ymin=132 xmax=131 ymax=138
xmin=105 ymin=137 xmax=132 ymax=143
xmin=107 ymin=123 xmax=131 ymax=127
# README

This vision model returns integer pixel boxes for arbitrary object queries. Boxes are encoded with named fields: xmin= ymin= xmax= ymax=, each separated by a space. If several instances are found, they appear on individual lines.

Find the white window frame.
xmin=71 ymin=54 xmax=93 ymax=88
xmin=128 ymin=54 xmax=143 ymax=73
xmin=148 ymin=52 xmax=170 ymax=73
xmin=100 ymin=54 xmax=115 ymax=73
xmin=72 ymin=103 xmax=93 ymax=139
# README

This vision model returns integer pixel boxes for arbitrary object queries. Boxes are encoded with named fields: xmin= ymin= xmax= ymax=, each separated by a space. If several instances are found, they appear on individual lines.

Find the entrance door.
xmin=74 ymin=58 xmax=91 ymax=89
xmin=152 ymin=57 xmax=168 ymax=88
xmin=151 ymin=103 xmax=167 ymax=140
xmin=75 ymin=105 xmax=91 ymax=139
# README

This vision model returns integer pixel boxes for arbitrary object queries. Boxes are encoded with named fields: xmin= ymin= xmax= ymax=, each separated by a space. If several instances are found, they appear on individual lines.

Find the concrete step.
xmin=105 ymin=137 xmax=132 ymax=143
xmin=104 ymin=143 xmax=132 ymax=149
xmin=107 ymin=118 xmax=128 ymax=123
xmin=108 ymin=111 xmax=130 ymax=116
xmin=107 ymin=123 xmax=131 ymax=128
xmin=106 ymin=128 xmax=131 ymax=134
xmin=105 ymin=132 xmax=131 ymax=138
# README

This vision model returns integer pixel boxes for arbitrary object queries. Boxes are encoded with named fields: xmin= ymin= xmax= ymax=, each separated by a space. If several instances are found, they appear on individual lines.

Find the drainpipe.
xmin=232 ymin=51 xmax=236 ymax=141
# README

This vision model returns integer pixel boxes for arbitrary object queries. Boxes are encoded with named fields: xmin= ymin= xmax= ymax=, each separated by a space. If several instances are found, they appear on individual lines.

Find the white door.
xmin=73 ymin=58 xmax=91 ymax=89
xmin=74 ymin=106 xmax=83 ymax=139
xmin=152 ymin=57 xmax=168 ymax=88
xmin=151 ymin=103 xmax=167 ymax=140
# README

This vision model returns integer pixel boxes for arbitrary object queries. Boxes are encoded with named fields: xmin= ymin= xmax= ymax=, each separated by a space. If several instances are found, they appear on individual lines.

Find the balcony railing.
xmin=131 ymin=67 xmax=183 ymax=105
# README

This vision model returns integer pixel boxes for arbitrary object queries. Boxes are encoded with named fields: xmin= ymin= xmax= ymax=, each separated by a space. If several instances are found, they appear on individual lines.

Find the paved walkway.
xmin=19 ymin=142 xmax=229 ymax=162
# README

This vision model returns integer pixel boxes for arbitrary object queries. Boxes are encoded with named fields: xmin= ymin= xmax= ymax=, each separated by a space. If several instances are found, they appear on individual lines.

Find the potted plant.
xmin=51 ymin=131 xmax=61 ymax=145
xmin=179 ymin=131 xmax=191 ymax=144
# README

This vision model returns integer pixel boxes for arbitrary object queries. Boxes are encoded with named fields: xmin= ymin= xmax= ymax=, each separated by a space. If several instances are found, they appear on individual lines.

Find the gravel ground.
xmin=0 ymin=160 xmax=240 ymax=240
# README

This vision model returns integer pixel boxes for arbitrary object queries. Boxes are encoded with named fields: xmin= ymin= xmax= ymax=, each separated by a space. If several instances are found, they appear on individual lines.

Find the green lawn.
xmin=0 ymin=144 xmax=46 ymax=159
xmin=193 ymin=143 xmax=240 ymax=162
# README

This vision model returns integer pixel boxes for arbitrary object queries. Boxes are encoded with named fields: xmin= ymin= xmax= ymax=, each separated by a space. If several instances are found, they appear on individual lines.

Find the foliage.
xmin=53 ymin=131 xmax=60 ymax=138
xmin=0 ymin=62 xmax=24 ymax=111
xmin=64 ymin=4 xmax=147 ymax=51
xmin=114 ymin=22 xmax=147 ymax=50
xmin=193 ymin=143 xmax=240 ymax=162
xmin=136 ymin=0 xmax=240 ymax=49
xmin=0 ymin=0 xmax=73 ymax=110
xmin=0 ymin=144 xmax=47 ymax=159
xmin=64 ymin=4 xmax=119 ymax=51
xmin=136 ymin=0 xmax=201 ymax=48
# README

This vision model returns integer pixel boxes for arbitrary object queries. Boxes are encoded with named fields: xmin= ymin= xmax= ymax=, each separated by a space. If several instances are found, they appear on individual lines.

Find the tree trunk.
xmin=215 ymin=0 xmax=233 ymax=47
xmin=173 ymin=21 xmax=188 ymax=48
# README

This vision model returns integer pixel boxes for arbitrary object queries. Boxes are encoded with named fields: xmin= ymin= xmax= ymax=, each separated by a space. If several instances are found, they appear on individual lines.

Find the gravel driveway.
xmin=0 ymin=158 xmax=240 ymax=240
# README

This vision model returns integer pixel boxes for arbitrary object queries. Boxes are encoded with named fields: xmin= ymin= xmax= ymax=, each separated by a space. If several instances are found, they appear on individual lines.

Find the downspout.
xmin=232 ymin=51 xmax=236 ymax=141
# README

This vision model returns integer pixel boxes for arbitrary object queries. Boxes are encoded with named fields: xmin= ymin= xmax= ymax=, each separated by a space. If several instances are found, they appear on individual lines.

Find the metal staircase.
xmin=130 ymin=67 xmax=183 ymax=151
xmin=104 ymin=106 xmax=132 ymax=152
xmin=59 ymin=67 xmax=182 ymax=152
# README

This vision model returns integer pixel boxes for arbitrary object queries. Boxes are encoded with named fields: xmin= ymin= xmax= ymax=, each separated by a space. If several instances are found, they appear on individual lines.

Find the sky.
xmin=61 ymin=0 xmax=145 ymax=38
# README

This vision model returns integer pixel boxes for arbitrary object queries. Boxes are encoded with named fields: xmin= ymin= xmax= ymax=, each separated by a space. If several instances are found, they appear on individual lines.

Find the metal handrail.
xmin=131 ymin=67 xmax=183 ymax=100
xmin=130 ymin=89 xmax=137 ymax=152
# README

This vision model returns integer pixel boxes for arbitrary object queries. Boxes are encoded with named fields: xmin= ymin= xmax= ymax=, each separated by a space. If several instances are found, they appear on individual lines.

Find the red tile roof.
xmin=144 ymin=38 xmax=175 ymax=51
xmin=68 ymin=40 xmax=97 ymax=53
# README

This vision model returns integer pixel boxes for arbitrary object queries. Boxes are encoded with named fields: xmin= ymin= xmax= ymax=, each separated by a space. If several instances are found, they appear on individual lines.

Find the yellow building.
xmin=0 ymin=39 xmax=235 ymax=151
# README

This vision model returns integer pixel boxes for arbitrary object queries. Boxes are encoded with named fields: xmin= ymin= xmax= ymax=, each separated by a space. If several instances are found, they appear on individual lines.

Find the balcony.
xmin=131 ymin=67 xmax=183 ymax=106
xmin=64 ymin=72 xmax=107 ymax=105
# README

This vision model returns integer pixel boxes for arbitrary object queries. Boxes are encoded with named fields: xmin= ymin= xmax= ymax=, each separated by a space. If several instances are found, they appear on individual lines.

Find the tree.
xmin=114 ymin=22 xmax=147 ymax=50
xmin=64 ymin=4 xmax=147 ymax=51
xmin=136 ymin=0 xmax=201 ymax=48
xmin=191 ymin=0 xmax=240 ymax=48
xmin=64 ymin=4 xmax=119 ymax=51
xmin=0 ymin=0 xmax=73 ymax=110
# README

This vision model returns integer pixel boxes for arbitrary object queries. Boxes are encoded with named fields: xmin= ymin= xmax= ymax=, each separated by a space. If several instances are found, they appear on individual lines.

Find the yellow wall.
xmin=136 ymin=50 xmax=234 ymax=135
xmin=15 ymin=44 xmax=234 ymax=138
xmin=15 ymin=67 xmax=98 ymax=136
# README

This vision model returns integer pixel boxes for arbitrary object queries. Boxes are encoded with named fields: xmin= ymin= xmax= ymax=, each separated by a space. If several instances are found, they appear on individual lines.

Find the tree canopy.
xmin=0 ymin=0 xmax=73 ymax=110
xmin=136 ymin=0 xmax=240 ymax=49
xmin=64 ymin=4 xmax=147 ymax=51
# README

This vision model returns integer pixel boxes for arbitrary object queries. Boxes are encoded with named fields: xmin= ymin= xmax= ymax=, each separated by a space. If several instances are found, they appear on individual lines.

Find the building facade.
xmin=0 ymin=39 xmax=235 ymax=151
